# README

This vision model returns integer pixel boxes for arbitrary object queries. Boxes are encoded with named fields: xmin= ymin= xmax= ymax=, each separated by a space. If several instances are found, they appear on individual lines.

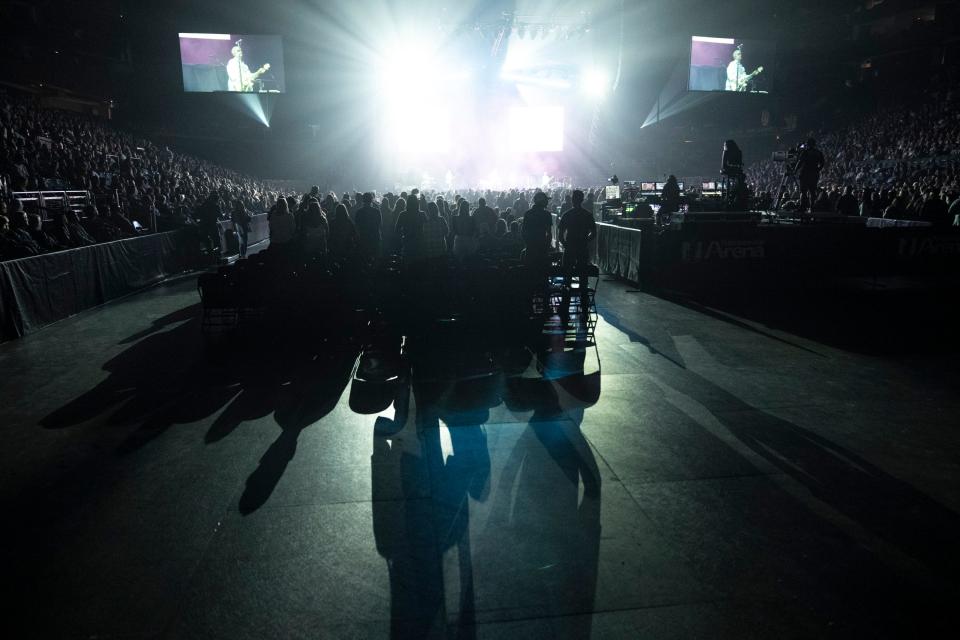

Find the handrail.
xmin=10 ymin=190 xmax=91 ymax=219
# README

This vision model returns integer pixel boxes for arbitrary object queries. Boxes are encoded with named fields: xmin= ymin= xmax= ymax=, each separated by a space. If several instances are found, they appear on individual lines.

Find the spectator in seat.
xmin=28 ymin=213 xmax=65 ymax=252
xmin=836 ymin=186 xmax=859 ymax=216
xmin=109 ymin=204 xmax=137 ymax=237
xmin=948 ymin=192 xmax=960 ymax=227
xmin=56 ymin=209 xmax=96 ymax=247
xmin=812 ymin=189 xmax=831 ymax=213
xmin=173 ymin=196 xmax=195 ymax=227
xmin=920 ymin=190 xmax=951 ymax=228
xmin=6 ymin=208 xmax=41 ymax=257
xmin=884 ymin=193 xmax=908 ymax=220
xmin=82 ymin=205 xmax=121 ymax=243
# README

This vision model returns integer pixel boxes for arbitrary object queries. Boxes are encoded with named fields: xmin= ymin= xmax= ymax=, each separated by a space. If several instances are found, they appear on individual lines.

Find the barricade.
xmin=0 ymin=230 xmax=201 ymax=342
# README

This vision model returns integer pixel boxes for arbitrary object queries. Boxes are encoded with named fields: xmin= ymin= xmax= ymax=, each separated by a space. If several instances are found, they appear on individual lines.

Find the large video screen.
xmin=179 ymin=33 xmax=285 ymax=93
xmin=688 ymin=36 xmax=774 ymax=93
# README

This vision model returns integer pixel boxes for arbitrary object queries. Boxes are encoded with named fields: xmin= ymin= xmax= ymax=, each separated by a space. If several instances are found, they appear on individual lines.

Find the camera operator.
xmin=796 ymin=138 xmax=825 ymax=214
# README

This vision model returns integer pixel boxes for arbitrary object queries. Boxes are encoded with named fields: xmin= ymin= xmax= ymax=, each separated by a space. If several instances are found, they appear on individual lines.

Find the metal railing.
xmin=10 ymin=190 xmax=91 ymax=219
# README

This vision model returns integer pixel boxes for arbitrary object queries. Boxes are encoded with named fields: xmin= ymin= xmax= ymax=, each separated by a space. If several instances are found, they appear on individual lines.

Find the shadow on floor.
xmin=652 ymin=283 xmax=960 ymax=357
xmin=600 ymin=305 xmax=960 ymax=635
xmin=367 ymin=335 xmax=603 ymax=638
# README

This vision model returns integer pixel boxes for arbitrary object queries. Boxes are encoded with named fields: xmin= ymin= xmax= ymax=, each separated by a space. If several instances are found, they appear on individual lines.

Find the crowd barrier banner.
xmin=0 ymin=230 xmax=200 ymax=342
xmin=597 ymin=223 xmax=643 ymax=283
xmin=596 ymin=219 xmax=960 ymax=287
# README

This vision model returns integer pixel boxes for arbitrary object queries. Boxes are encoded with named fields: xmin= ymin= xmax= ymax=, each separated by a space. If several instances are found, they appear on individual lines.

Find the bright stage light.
xmin=581 ymin=68 xmax=610 ymax=100
xmin=508 ymin=106 xmax=564 ymax=152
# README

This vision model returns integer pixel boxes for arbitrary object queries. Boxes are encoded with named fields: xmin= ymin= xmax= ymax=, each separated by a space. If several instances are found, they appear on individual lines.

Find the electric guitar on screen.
xmin=241 ymin=63 xmax=271 ymax=91
xmin=736 ymin=66 xmax=763 ymax=91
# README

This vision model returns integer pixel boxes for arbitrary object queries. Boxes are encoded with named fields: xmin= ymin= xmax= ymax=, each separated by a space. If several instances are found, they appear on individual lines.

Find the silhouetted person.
xmin=521 ymin=191 xmax=553 ymax=266
xmin=394 ymin=196 xmax=425 ymax=262
xmin=82 ymin=204 xmax=123 ymax=243
xmin=421 ymin=201 xmax=448 ymax=260
xmin=796 ymin=138 xmax=825 ymax=213
xmin=451 ymin=199 xmax=477 ymax=260
xmin=27 ymin=213 xmax=65 ymax=253
xmin=197 ymin=193 xmax=223 ymax=253
xmin=268 ymin=196 xmax=297 ymax=254
xmin=109 ymin=204 xmax=137 ymax=237
xmin=474 ymin=197 xmax=497 ymax=238
xmin=4 ymin=209 xmax=41 ymax=257
xmin=299 ymin=199 xmax=329 ymax=258
xmin=231 ymin=199 xmax=252 ymax=257
xmin=920 ymin=190 xmax=951 ymax=228
xmin=58 ymin=208 xmax=96 ymax=247
xmin=558 ymin=189 xmax=597 ymax=317
xmin=836 ymin=186 xmax=858 ymax=216
xmin=660 ymin=175 xmax=681 ymax=215
xmin=329 ymin=203 xmax=359 ymax=264
xmin=353 ymin=192 xmax=382 ymax=263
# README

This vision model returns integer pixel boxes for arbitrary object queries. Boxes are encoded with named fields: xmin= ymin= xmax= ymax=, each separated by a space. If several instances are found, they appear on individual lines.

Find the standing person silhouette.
xmin=353 ymin=192 xmax=382 ymax=264
xmin=521 ymin=191 xmax=553 ymax=267
xmin=558 ymin=189 xmax=596 ymax=319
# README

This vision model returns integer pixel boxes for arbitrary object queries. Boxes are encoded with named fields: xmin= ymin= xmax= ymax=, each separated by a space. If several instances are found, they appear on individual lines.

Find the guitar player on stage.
xmin=725 ymin=46 xmax=762 ymax=92
xmin=226 ymin=42 xmax=270 ymax=92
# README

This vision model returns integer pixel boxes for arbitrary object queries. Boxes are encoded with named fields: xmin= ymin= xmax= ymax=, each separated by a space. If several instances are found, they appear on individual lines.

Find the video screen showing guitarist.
xmin=725 ymin=46 xmax=763 ymax=92
xmin=226 ymin=42 xmax=271 ymax=92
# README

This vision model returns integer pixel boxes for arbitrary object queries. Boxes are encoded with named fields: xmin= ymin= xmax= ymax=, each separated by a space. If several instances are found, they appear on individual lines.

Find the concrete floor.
xmin=1 ymin=276 xmax=958 ymax=639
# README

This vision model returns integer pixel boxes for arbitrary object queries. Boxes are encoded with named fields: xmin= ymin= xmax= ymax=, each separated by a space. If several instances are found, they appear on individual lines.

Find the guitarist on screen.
xmin=725 ymin=46 xmax=762 ymax=92
xmin=226 ymin=41 xmax=271 ymax=92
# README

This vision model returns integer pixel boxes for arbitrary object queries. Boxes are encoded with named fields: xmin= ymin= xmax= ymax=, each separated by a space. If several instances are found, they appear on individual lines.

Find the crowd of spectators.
xmin=259 ymin=185 xmax=602 ymax=270
xmin=0 ymin=90 xmax=289 ymax=261
xmin=746 ymin=73 xmax=960 ymax=225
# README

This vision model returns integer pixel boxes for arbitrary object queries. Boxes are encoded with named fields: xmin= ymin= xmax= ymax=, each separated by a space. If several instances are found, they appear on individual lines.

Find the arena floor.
xmin=2 ymin=275 xmax=958 ymax=638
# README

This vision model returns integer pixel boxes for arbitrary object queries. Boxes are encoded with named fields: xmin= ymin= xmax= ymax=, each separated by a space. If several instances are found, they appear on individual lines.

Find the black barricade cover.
xmin=0 ymin=230 xmax=199 ymax=342
xmin=597 ymin=220 xmax=960 ymax=287
xmin=597 ymin=223 xmax=642 ymax=283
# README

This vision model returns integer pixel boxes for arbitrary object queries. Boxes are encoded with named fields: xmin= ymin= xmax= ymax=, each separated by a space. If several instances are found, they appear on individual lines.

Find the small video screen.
xmin=179 ymin=33 xmax=285 ymax=93
xmin=655 ymin=182 xmax=666 ymax=191
xmin=641 ymin=182 xmax=656 ymax=192
xmin=605 ymin=185 xmax=621 ymax=200
xmin=688 ymin=36 xmax=774 ymax=93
